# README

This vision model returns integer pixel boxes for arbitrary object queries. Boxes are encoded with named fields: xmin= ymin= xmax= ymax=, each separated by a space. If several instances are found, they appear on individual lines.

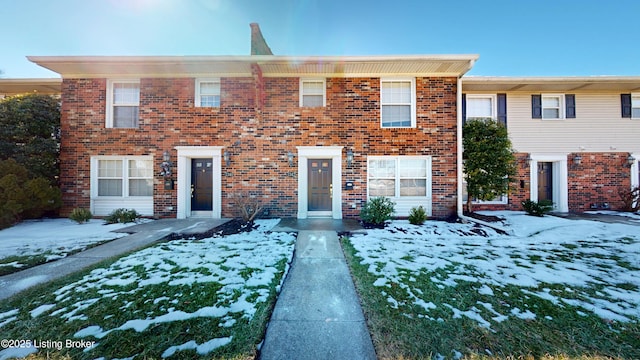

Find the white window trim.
xmin=367 ymin=155 xmax=432 ymax=199
xmin=195 ymin=78 xmax=221 ymax=108
xmin=91 ymin=156 xmax=153 ymax=199
xmin=541 ymin=94 xmax=565 ymax=120
xmin=380 ymin=78 xmax=417 ymax=128
xmin=106 ymin=79 xmax=140 ymax=128
xmin=299 ymin=78 xmax=326 ymax=107
xmin=631 ymin=93 xmax=640 ymax=119
xmin=465 ymin=94 xmax=497 ymax=121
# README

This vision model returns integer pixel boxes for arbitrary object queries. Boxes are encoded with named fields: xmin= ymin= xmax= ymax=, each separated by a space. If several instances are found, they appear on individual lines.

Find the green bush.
xmin=522 ymin=199 xmax=554 ymax=217
xmin=408 ymin=205 xmax=428 ymax=225
xmin=360 ymin=197 xmax=395 ymax=227
xmin=0 ymin=159 xmax=61 ymax=229
xmin=104 ymin=208 xmax=141 ymax=224
xmin=69 ymin=208 xmax=93 ymax=224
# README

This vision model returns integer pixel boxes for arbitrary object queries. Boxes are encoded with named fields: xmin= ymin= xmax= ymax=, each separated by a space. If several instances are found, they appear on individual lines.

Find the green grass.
xmin=0 ymin=244 xmax=291 ymax=359
xmin=341 ymin=236 xmax=640 ymax=360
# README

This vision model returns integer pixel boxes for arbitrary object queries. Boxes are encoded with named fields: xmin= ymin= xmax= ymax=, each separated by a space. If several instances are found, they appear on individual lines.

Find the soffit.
xmin=463 ymin=76 xmax=640 ymax=92
xmin=27 ymin=55 xmax=478 ymax=78
xmin=0 ymin=78 xmax=62 ymax=95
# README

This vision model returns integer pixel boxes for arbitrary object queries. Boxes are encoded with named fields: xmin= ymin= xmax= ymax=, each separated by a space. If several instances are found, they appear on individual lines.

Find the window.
xmin=107 ymin=80 xmax=140 ymax=128
xmin=633 ymin=94 xmax=640 ymax=119
xmin=465 ymin=95 xmax=496 ymax=120
xmin=381 ymin=79 xmax=416 ymax=128
xmin=368 ymin=156 xmax=430 ymax=198
xmin=300 ymin=79 xmax=325 ymax=107
xmin=461 ymin=170 xmax=508 ymax=204
xmin=195 ymin=79 xmax=221 ymax=107
xmin=532 ymin=94 xmax=575 ymax=120
xmin=95 ymin=157 xmax=153 ymax=197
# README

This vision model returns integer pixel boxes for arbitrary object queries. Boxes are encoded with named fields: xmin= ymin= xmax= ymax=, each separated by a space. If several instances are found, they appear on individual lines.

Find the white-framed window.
xmin=195 ymin=78 xmax=221 ymax=107
xmin=461 ymin=171 xmax=508 ymax=204
xmin=94 ymin=156 xmax=153 ymax=198
xmin=106 ymin=80 xmax=140 ymax=128
xmin=380 ymin=78 xmax=416 ymax=128
xmin=542 ymin=94 xmax=564 ymax=120
xmin=300 ymin=78 xmax=326 ymax=107
xmin=368 ymin=156 xmax=430 ymax=198
xmin=466 ymin=94 xmax=496 ymax=120
xmin=632 ymin=94 xmax=640 ymax=119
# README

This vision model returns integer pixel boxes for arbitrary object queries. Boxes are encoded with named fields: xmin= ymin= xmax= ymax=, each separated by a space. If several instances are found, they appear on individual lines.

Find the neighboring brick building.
xmin=28 ymin=27 xmax=477 ymax=220
xmin=462 ymin=77 xmax=640 ymax=212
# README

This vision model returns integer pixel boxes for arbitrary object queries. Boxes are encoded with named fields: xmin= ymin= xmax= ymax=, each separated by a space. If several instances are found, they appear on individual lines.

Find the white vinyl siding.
xmin=466 ymin=95 xmax=496 ymax=120
xmin=368 ymin=156 xmax=432 ymax=216
xmin=381 ymin=78 xmax=416 ymax=128
xmin=632 ymin=94 xmax=640 ymax=119
xmin=106 ymin=80 xmax=140 ymax=128
xmin=542 ymin=94 xmax=564 ymax=120
xmin=195 ymin=79 xmax=221 ymax=107
xmin=91 ymin=156 xmax=154 ymax=216
xmin=300 ymin=79 xmax=326 ymax=107
xmin=500 ymin=93 xmax=640 ymax=153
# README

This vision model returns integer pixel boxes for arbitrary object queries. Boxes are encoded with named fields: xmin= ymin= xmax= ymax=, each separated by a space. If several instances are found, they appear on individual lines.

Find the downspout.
xmin=456 ymin=77 xmax=464 ymax=218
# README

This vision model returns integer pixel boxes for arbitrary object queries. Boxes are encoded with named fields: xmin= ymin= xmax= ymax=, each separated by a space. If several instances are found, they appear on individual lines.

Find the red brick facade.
xmin=472 ymin=152 xmax=634 ymax=213
xmin=59 ymin=76 xmax=459 ymax=219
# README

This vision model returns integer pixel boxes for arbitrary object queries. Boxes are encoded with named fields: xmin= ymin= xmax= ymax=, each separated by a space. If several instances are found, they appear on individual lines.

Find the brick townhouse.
xmin=27 ymin=25 xmax=477 ymax=220
xmin=462 ymin=77 xmax=640 ymax=212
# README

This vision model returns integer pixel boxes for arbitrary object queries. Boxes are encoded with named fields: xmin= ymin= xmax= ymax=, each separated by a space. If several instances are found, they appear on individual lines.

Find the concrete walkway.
xmin=260 ymin=230 xmax=376 ymax=360
xmin=0 ymin=218 xmax=229 ymax=301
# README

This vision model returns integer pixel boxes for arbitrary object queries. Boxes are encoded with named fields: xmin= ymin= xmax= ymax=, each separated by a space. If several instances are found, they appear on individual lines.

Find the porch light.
xmin=287 ymin=151 xmax=295 ymax=166
xmin=627 ymin=154 xmax=635 ymax=166
xmin=223 ymin=151 xmax=230 ymax=166
xmin=573 ymin=154 xmax=582 ymax=166
xmin=160 ymin=150 xmax=173 ymax=177
xmin=346 ymin=149 xmax=354 ymax=167
xmin=525 ymin=154 xmax=531 ymax=166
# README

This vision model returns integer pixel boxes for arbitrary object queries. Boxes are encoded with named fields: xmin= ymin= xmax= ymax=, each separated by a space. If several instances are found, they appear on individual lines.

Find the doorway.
xmin=308 ymin=159 xmax=332 ymax=212
xmin=191 ymin=158 xmax=213 ymax=211
xmin=537 ymin=162 xmax=553 ymax=202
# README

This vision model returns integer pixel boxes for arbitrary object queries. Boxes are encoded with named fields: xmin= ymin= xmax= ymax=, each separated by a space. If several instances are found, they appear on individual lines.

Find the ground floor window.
xmin=91 ymin=156 xmax=154 ymax=216
xmin=461 ymin=169 xmax=508 ymax=204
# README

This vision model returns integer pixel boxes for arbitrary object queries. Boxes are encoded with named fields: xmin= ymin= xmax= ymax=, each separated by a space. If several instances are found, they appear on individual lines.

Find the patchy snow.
xmin=349 ymin=211 xmax=640 ymax=330
xmin=4 ymin=219 xmax=295 ymax=358
xmin=0 ymin=218 xmax=134 ymax=265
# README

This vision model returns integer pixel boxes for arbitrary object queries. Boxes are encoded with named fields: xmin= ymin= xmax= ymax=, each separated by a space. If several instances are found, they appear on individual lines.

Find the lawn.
xmin=343 ymin=212 xmax=640 ymax=360
xmin=0 ymin=219 xmax=295 ymax=359
xmin=0 ymin=219 xmax=133 ymax=276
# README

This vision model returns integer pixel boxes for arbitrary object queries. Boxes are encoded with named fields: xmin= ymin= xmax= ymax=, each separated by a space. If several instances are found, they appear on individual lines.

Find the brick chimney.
xmin=250 ymin=23 xmax=273 ymax=55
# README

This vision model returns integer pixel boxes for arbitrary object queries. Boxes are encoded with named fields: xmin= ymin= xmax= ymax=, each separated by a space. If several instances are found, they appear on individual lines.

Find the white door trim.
xmin=631 ymin=153 xmax=639 ymax=189
xmin=297 ymin=146 xmax=343 ymax=219
xmin=175 ymin=146 xmax=223 ymax=219
xmin=529 ymin=153 xmax=569 ymax=212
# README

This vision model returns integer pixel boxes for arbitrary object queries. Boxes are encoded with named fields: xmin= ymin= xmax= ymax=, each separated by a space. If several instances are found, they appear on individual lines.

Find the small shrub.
xmin=230 ymin=192 xmax=264 ymax=224
xmin=618 ymin=186 xmax=640 ymax=213
xmin=360 ymin=197 xmax=395 ymax=227
xmin=104 ymin=208 xmax=140 ymax=224
xmin=408 ymin=205 xmax=428 ymax=225
xmin=69 ymin=208 xmax=92 ymax=224
xmin=522 ymin=199 xmax=554 ymax=217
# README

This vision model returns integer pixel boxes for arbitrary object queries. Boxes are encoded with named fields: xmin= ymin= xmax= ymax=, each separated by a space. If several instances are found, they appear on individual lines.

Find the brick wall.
xmin=59 ymin=76 xmax=459 ymax=219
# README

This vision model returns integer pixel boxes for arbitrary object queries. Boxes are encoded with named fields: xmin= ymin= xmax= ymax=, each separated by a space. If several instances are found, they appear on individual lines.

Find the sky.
xmin=1 ymin=0 xmax=639 ymax=78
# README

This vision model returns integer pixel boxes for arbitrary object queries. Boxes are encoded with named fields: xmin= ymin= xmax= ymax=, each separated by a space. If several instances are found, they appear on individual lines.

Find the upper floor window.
xmin=195 ymin=79 xmax=221 ymax=107
xmin=381 ymin=78 xmax=416 ymax=128
xmin=632 ymin=94 xmax=640 ymax=118
xmin=107 ymin=80 xmax=140 ymax=128
xmin=466 ymin=95 xmax=496 ymax=120
xmin=300 ymin=79 xmax=326 ymax=107
xmin=532 ymin=94 xmax=575 ymax=120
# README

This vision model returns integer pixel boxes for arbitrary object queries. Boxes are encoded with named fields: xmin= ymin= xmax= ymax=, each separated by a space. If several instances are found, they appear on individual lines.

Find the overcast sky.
xmin=2 ymin=0 xmax=639 ymax=78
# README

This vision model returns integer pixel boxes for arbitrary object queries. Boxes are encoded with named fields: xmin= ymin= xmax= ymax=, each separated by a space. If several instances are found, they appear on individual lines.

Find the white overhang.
xmin=463 ymin=76 xmax=640 ymax=92
xmin=27 ymin=55 xmax=479 ymax=78
xmin=0 ymin=78 xmax=62 ymax=95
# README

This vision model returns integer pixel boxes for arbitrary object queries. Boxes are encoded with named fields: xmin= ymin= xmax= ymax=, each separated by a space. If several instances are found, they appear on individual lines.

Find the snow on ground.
xmin=0 ymin=219 xmax=295 ymax=359
xmin=349 ymin=211 xmax=640 ymax=329
xmin=0 ymin=219 xmax=134 ymax=263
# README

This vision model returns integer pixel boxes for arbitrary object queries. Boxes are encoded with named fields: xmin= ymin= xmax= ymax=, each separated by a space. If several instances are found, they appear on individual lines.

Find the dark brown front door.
xmin=191 ymin=159 xmax=213 ymax=211
xmin=538 ymin=162 xmax=553 ymax=202
xmin=308 ymin=159 xmax=332 ymax=211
